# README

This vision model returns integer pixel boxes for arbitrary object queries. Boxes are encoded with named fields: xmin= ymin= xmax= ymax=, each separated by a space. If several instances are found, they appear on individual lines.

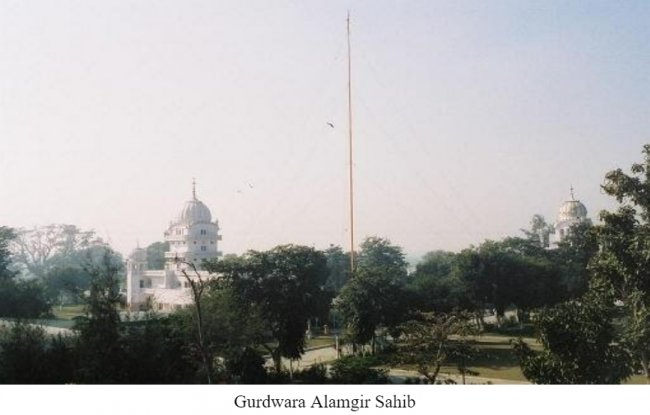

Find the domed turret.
xmin=557 ymin=199 xmax=588 ymax=223
xmin=178 ymin=199 xmax=212 ymax=224
xmin=554 ymin=187 xmax=590 ymax=244
xmin=163 ymin=179 xmax=222 ymax=268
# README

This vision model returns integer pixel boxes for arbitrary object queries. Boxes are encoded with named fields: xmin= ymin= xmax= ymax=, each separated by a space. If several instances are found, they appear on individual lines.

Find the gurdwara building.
xmin=126 ymin=183 xmax=222 ymax=311
xmin=550 ymin=188 xmax=591 ymax=247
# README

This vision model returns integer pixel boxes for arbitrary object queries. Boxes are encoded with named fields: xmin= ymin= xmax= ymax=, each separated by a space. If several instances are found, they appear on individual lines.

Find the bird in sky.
xmin=327 ymin=122 xmax=334 ymax=128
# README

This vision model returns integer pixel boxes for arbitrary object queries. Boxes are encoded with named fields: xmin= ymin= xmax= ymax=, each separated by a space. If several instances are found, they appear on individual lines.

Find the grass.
xmin=388 ymin=332 xmax=538 ymax=383
xmin=259 ymin=335 xmax=336 ymax=355
xmin=624 ymin=375 xmax=649 ymax=385
xmin=51 ymin=304 xmax=86 ymax=320
xmin=306 ymin=335 xmax=336 ymax=349
xmin=25 ymin=304 xmax=87 ymax=330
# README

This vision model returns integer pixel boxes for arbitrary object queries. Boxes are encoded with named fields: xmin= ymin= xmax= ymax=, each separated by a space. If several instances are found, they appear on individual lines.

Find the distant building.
xmin=550 ymin=187 xmax=591 ymax=248
xmin=126 ymin=182 xmax=222 ymax=311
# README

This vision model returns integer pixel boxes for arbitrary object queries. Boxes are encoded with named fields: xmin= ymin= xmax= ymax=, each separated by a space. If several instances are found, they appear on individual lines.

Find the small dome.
xmin=557 ymin=199 xmax=588 ymax=223
xmin=178 ymin=198 xmax=212 ymax=224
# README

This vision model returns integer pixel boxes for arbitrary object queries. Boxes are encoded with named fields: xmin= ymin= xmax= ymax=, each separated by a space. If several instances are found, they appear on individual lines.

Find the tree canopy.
xmin=209 ymin=244 xmax=330 ymax=373
xmin=337 ymin=237 xmax=411 ymax=347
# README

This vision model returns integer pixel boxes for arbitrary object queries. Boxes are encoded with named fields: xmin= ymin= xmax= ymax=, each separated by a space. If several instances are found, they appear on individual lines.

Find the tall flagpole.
xmin=347 ymin=11 xmax=355 ymax=274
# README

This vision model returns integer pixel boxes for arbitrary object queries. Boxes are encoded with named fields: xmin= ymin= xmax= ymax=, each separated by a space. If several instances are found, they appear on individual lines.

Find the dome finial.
xmin=570 ymin=185 xmax=575 ymax=200
xmin=192 ymin=177 xmax=197 ymax=200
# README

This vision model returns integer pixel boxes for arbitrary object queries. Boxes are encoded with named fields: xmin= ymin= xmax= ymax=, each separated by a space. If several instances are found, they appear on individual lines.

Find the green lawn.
xmin=29 ymin=304 xmax=87 ymax=330
xmin=624 ymin=375 xmax=649 ymax=385
xmin=389 ymin=333 xmax=538 ymax=383
xmin=51 ymin=304 xmax=86 ymax=320
xmin=259 ymin=336 xmax=336 ymax=355
xmin=306 ymin=336 xmax=336 ymax=349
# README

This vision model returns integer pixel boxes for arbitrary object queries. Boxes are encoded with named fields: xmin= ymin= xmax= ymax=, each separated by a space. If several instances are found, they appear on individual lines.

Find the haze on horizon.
xmin=1 ymin=1 xmax=649 ymax=259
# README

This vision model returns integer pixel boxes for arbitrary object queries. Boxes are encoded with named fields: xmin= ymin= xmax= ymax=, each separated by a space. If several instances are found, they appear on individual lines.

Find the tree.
xmin=337 ymin=237 xmax=411 ymax=350
xmin=0 ymin=227 xmax=17 ymax=281
xmin=554 ymin=221 xmax=598 ymax=299
xmin=329 ymin=355 xmax=389 ymax=384
xmin=453 ymin=239 xmax=561 ymax=326
xmin=324 ymin=245 xmax=350 ymax=294
xmin=0 ymin=279 xmax=51 ymax=318
xmin=210 ymin=245 xmax=330 ymax=374
xmin=414 ymin=251 xmax=455 ymax=280
xmin=73 ymin=246 xmax=126 ymax=383
xmin=408 ymin=251 xmax=466 ymax=313
xmin=515 ymin=282 xmax=632 ymax=384
xmin=0 ymin=227 xmax=51 ymax=318
xmin=44 ymin=266 xmax=91 ymax=306
xmin=0 ymin=323 xmax=75 ymax=384
xmin=145 ymin=241 xmax=169 ymax=270
xmin=10 ymin=224 xmax=103 ymax=279
xmin=521 ymin=214 xmax=554 ymax=249
xmin=166 ymin=253 xmax=268 ymax=384
xmin=397 ymin=311 xmax=477 ymax=384
xmin=587 ymin=144 xmax=650 ymax=381
xmin=356 ymin=237 xmax=408 ymax=282
xmin=120 ymin=313 xmax=200 ymax=384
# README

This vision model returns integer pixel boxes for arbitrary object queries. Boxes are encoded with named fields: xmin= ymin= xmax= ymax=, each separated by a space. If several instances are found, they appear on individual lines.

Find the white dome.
xmin=178 ymin=198 xmax=212 ymax=224
xmin=557 ymin=199 xmax=588 ymax=223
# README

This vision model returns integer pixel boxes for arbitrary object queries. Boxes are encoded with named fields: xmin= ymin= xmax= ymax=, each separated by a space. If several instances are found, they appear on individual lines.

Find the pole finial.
xmin=192 ymin=178 xmax=197 ymax=200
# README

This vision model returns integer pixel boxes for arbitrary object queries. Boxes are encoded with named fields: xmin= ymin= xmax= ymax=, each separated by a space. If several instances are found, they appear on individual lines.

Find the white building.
xmin=550 ymin=187 xmax=591 ymax=247
xmin=126 ymin=182 xmax=222 ymax=311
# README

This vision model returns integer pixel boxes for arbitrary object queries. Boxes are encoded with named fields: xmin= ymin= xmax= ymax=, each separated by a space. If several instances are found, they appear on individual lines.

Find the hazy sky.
xmin=1 ymin=1 xmax=649 ymax=259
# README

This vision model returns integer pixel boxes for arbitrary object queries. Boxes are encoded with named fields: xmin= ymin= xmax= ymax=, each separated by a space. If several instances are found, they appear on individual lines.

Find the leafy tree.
xmin=293 ymin=363 xmax=328 ymax=384
xmin=120 ymin=313 xmax=200 ymax=384
xmin=337 ymin=237 xmax=411 ymax=350
xmin=0 ymin=279 xmax=51 ymax=318
xmin=356 ymin=237 xmax=408 ymax=282
xmin=587 ymin=143 xmax=650 ymax=381
xmin=554 ymin=221 xmax=598 ymax=298
xmin=44 ymin=266 xmax=91 ymax=306
xmin=324 ymin=245 xmax=350 ymax=294
xmin=408 ymin=251 xmax=467 ymax=312
xmin=0 ymin=227 xmax=51 ymax=318
xmin=515 ymin=282 xmax=632 ymax=384
xmin=200 ymin=280 xmax=267 ymax=383
xmin=338 ymin=267 xmax=410 ymax=348
xmin=210 ymin=245 xmax=330 ymax=374
xmin=0 ymin=227 xmax=17 ymax=280
xmin=397 ymin=311 xmax=477 ymax=384
xmin=454 ymin=239 xmax=561 ymax=325
xmin=145 ymin=241 xmax=170 ymax=269
xmin=0 ymin=323 xmax=75 ymax=384
xmin=329 ymin=355 xmax=389 ymax=384
xmin=521 ymin=214 xmax=554 ymax=249
xmin=73 ymin=246 xmax=126 ymax=383
xmin=166 ymin=257 xmax=217 ymax=384
xmin=414 ymin=251 xmax=455 ymax=280
xmin=11 ymin=224 xmax=103 ymax=279
xmin=224 ymin=347 xmax=268 ymax=384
